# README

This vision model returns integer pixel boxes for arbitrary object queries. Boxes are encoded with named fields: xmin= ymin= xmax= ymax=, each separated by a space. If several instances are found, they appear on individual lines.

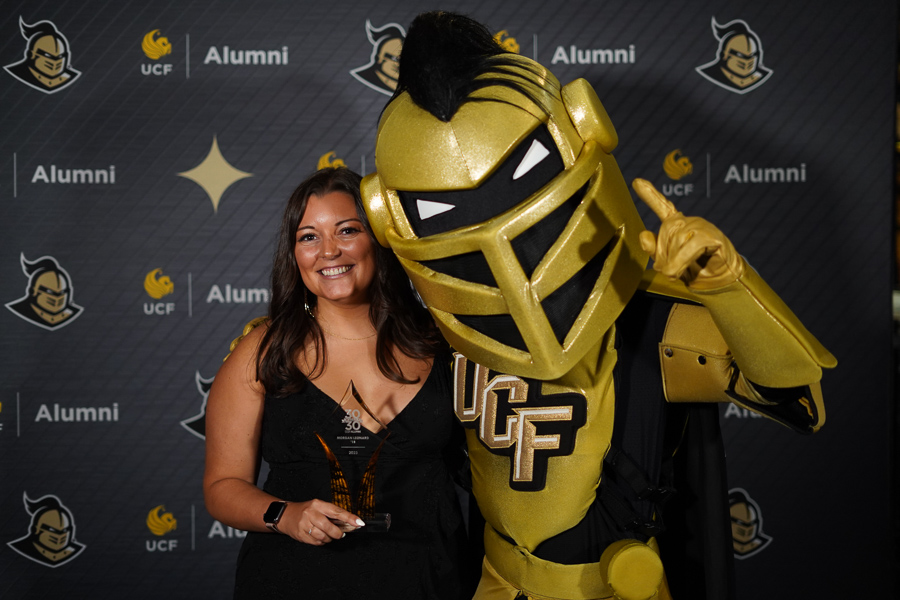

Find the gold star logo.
xmin=177 ymin=136 xmax=252 ymax=213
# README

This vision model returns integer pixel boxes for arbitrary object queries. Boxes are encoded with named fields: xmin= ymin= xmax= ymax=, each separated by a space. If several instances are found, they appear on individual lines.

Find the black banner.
xmin=0 ymin=1 xmax=894 ymax=597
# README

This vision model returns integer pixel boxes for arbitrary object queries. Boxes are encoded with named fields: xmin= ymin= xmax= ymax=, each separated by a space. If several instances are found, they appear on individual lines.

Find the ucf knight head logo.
xmin=8 ymin=492 xmax=86 ymax=567
xmin=729 ymin=488 xmax=773 ymax=558
xmin=181 ymin=371 xmax=214 ymax=439
xmin=349 ymin=20 xmax=405 ymax=95
xmin=4 ymin=17 xmax=81 ymax=93
xmin=6 ymin=253 xmax=83 ymax=330
xmin=696 ymin=17 xmax=772 ymax=94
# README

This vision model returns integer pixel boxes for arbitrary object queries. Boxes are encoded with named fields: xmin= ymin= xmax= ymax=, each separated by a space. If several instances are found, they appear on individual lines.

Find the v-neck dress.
xmin=233 ymin=356 xmax=470 ymax=599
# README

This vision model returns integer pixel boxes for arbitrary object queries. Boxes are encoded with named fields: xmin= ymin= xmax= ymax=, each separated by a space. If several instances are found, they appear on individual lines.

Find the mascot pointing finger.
xmin=361 ymin=11 xmax=836 ymax=600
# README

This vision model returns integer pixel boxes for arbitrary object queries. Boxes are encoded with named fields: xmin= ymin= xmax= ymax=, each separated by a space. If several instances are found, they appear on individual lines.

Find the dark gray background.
xmin=0 ymin=1 xmax=895 ymax=597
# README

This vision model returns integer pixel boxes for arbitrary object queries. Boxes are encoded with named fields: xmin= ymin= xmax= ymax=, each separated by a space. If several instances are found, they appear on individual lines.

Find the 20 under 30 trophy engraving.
xmin=315 ymin=382 xmax=391 ymax=533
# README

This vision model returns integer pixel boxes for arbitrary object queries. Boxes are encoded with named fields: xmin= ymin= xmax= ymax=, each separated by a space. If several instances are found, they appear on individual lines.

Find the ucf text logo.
xmin=317 ymin=151 xmax=347 ymax=170
xmin=350 ymin=20 xmax=405 ymax=96
xmin=493 ymin=30 xmax=519 ymax=53
xmin=143 ymin=268 xmax=175 ymax=315
xmin=8 ymin=492 xmax=85 ymax=567
xmin=4 ymin=17 xmax=81 ymax=93
xmin=452 ymin=353 xmax=587 ymax=491
xmin=146 ymin=505 xmax=179 ymax=552
xmin=696 ymin=17 xmax=772 ymax=94
xmin=141 ymin=29 xmax=173 ymax=76
xmin=144 ymin=268 xmax=174 ymax=298
xmin=6 ymin=253 xmax=83 ymax=330
xmin=660 ymin=149 xmax=695 ymax=197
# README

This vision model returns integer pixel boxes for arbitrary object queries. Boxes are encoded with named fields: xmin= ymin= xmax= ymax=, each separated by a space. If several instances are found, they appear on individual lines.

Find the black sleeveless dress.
xmin=233 ymin=358 xmax=471 ymax=599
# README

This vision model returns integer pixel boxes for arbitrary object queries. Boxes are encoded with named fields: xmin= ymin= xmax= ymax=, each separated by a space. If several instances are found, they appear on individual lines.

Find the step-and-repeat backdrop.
xmin=0 ymin=1 xmax=895 ymax=598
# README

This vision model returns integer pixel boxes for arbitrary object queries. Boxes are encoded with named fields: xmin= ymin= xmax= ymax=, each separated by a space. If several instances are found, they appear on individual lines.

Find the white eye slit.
xmin=416 ymin=199 xmax=455 ymax=220
xmin=512 ymin=139 xmax=550 ymax=180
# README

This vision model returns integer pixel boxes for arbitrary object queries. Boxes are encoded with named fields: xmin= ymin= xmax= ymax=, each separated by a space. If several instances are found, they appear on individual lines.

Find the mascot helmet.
xmin=34 ymin=507 xmax=72 ymax=551
xmin=362 ymin=12 xmax=647 ymax=379
xmin=32 ymin=270 xmax=70 ymax=313
xmin=730 ymin=495 xmax=760 ymax=543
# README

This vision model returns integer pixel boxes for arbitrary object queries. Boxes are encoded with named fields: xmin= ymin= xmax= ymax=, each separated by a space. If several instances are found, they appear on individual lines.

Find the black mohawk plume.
xmin=393 ymin=11 xmax=534 ymax=122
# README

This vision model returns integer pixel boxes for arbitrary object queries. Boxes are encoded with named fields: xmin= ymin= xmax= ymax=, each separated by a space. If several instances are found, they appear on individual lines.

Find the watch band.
xmin=263 ymin=500 xmax=288 ymax=533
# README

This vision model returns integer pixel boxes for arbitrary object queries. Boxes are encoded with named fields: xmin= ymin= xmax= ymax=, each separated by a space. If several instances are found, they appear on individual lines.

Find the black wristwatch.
xmin=263 ymin=501 xmax=288 ymax=533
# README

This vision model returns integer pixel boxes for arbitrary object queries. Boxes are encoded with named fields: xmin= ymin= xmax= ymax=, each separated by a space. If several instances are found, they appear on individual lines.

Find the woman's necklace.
xmin=317 ymin=321 xmax=376 ymax=341
xmin=310 ymin=304 xmax=376 ymax=341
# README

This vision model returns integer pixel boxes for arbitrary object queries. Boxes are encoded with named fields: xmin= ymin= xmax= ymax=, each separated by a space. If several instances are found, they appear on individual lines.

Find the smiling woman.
xmin=293 ymin=190 xmax=376 ymax=307
xmin=202 ymin=167 xmax=476 ymax=599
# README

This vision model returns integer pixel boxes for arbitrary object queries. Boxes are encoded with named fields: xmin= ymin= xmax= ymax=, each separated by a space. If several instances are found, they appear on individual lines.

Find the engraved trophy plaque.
xmin=315 ymin=382 xmax=391 ymax=533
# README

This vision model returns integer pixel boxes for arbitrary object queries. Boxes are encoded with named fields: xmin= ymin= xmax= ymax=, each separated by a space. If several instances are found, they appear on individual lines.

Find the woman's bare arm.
xmin=203 ymin=325 xmax=363 ymax=544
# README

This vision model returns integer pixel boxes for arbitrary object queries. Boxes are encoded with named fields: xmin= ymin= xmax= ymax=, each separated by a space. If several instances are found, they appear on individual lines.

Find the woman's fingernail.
xmin=341 ymin=532 xmax=346 ymax=539
xmin=356 ymin=519 xmax=366 ymax=526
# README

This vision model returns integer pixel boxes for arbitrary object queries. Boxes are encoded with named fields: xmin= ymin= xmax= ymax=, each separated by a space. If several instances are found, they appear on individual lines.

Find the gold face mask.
xmin=30 ymin=35 xmax=67 ymax=77
xmin=32 ymin=271 xmax=69 ymax=314
xmin=729 ymin=501 xmax=759 ymax=543
xmin=363 ymin=56 xmax=648 ymax=380
xmin=35 ymin=510 xmax=71 ymax=551
xmin=723 ymin=35 xmax=758 ymax=77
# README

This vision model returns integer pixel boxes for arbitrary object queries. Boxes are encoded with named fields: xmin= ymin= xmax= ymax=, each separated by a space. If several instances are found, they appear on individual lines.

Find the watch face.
xmin=264 ymin=501 xmax=286 ymax=523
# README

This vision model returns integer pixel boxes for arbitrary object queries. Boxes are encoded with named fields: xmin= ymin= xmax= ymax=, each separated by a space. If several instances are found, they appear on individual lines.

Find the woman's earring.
xmin=304 ymin=290 xmax=314 ymax=318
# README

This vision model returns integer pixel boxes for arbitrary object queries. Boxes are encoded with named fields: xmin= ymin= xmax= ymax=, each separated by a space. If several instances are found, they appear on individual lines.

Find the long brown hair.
xmin=257 ymin=167 xmax=444 ymax=397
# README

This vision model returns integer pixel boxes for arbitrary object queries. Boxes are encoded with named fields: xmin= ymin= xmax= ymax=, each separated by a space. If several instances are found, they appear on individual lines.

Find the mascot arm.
xmin=633 ymin=179 xmax=836 ymax=433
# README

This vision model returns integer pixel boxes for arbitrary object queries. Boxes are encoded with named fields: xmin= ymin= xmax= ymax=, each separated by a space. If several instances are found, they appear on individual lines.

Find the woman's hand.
xmin=278 ymin=499 xmax=365 ymax=545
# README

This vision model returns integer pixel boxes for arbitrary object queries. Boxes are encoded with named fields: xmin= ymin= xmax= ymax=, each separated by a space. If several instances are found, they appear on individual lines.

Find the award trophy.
xmin=314 ymin=382 xmax=391 ymax=533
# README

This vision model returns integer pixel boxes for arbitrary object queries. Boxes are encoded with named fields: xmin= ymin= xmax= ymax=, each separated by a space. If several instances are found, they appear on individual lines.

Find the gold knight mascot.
xmin=356 ymin=11 xmax=836 ymax=600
